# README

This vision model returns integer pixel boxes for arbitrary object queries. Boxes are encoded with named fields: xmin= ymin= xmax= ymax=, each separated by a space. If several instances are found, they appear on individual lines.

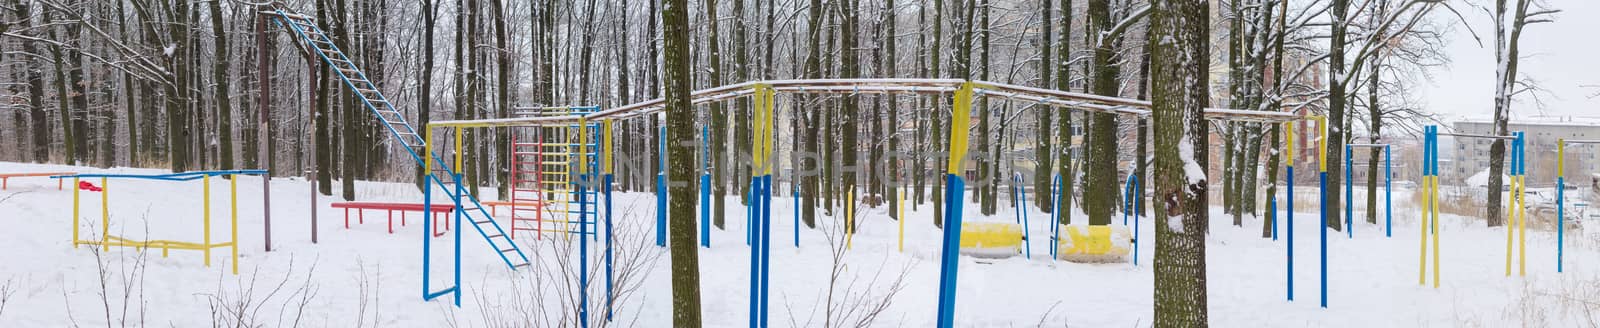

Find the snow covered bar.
xmin=425 ymin=78 xmax=1314 ymax=328
xmin=432 ymin=78 xmax=1307 ymax=129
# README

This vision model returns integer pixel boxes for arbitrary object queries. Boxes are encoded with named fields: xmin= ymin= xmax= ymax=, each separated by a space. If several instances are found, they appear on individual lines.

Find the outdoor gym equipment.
xmin=1122 ymin=174 xmax=1141 ymax=265
xmin=1419 ymin=126 xmax=1525 ymax=286
xmin=1554 ymin=138 xmax=1600 ymax=273
xmin=1278 ymin=116 xmax=1330 ymax=307
xmin=0 ymin=171 xmax=74 ymax=190
xmin=1343 ymin=143 xmax=1392 ymax=238
xmin=389 ymin=78 xmax=1304 ymax=328
xmin=56 ymin=170 xmax=269 ymax=275
xmin=263 ymin=5 xmax=531 ymax=307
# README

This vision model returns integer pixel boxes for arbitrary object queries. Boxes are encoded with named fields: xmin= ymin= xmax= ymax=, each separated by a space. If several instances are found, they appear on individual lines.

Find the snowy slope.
xmin=0 ymin=161 xmax=1594 ymax=327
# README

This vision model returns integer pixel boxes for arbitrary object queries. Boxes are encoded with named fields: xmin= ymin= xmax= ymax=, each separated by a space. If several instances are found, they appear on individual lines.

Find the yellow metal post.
xmin=425 ymin=127 xmax=433 ymax=173
xmin=1285 ymin=122 xmax=1295 ymax=165
xmin=1419 ymin=168 xmax=1429 ymax=285
xmin=231 ymin=174 xmax=239 ymax=275
xmin=846 ymin=189 xmax=855 ymax=250
xmin=948 ymin=83 xmax=975 ymax=173
xmin=204 ymin=174 xmax=212 ymax=268
xmin=100 ymin=178 xmax=108 ymax=251
xmin=72 ymin=177 xmax=80 ymax=248
xmin=898 ymin=185 xmax=905 ymax=253
xmin=1518 ymin=174 xmax=1526 ymax=276
xmin=454 ymin=127 xmax=464 ymax=174
xmin=604 ymin=119 xmax=614 ymax=174
xmin=1431 ymin=168 xmax=1440 ymax=288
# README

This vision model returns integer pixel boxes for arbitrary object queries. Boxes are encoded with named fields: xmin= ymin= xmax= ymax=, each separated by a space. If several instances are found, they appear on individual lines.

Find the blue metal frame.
xmin=935 ymin=174 xmax=966 ymax=328
xmin=1050 ymin=174 xmax=1061 ymax=261
xmin=1012 ymin=174 xmax=1031 ymax=259
xmin=53 ymin=170 xmax=269 ymax=181
xmin=1122 ymin=174 xmax=1141 ymax=265
xmin=700 ymin=126 xmax=712 ymax=248
xmin=1286 ymin=164 xmax=1294 ymax=301
xmin=657 ymin=126 xmax=668 ymax=247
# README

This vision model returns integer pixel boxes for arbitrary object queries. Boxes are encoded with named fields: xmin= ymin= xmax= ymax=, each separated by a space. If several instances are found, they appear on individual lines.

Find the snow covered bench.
xmin=331 ymin=202 xmax=455 ymax=236
xmin=0 ymin=172 xmax=75 ymax=190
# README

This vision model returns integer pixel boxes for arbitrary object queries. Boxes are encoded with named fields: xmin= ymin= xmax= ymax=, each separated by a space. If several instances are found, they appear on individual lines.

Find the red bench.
xmin=0 ymin=172 xmax=74 ymax=190
xmin=331 ymin=202 xmax=456 ymax=236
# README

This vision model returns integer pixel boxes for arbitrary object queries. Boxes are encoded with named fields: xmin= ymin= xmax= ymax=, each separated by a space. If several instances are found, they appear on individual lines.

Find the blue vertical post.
xmin=1558 ymin=171 xmax=1565 ymax=273
xmin=423 ymin=175 xmax=432 ymax=300
xmin=793 ymin=187 xmax=800 ymax=248
xmin=579 ymin=170 xmax=590 ymax=327
xmin=748 ymin=180 xmax=757 ymax=246
xmin=747 ymin=177 xmax=761 ymax=328
xmin=1287 ymin=164 xmax=1294 ymax=301
xmin=700 ymin=126 xmax=711 ymax=248
xmin=1051 ymin=174 xmax=1061 ymax=260
xmin=1345 ymin=145 xmax=1353 ymax=239
xmin=935 ymin=175 xmax=966 ymax=328
xmin=1016 ymin=174 xmax=1031 ymax=259
xmin=1320 ymin=169 xmax=1328 ymax=308
xmin=604 ymin=173 xmax=614 ymax=321
xmin=760 ymin=175 xmax=773 ymax=327
xmin=656 ymin=126 xmax=667 ymax=247
xmin=1385 ymin=145 xmax=1392 ymax=238
xmin=452 ymin=174 xmax=463 ymax=307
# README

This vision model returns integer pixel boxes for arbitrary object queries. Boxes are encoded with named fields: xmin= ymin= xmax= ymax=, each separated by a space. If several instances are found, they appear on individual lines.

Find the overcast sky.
xmin=1422 ymin=0 xmax=1600 ymax=120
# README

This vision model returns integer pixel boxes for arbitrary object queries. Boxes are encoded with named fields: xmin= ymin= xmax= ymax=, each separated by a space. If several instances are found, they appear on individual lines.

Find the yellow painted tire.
xmin=1056 ymin=224 xmax=1132 ymax=263
xmin=959 ymin=222 xmax=1023 ymax=258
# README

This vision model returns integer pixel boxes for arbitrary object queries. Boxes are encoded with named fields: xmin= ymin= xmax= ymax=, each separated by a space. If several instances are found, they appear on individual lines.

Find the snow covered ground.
xmin=0 ymin=161 xmax=1596 ymax=327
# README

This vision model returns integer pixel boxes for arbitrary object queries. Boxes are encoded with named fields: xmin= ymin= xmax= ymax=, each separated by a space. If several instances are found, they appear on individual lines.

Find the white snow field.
xmin=0 ymin=161 xmax=1596 ymax=327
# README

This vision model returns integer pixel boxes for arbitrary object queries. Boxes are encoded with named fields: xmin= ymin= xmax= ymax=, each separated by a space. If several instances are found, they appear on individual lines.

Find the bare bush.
xmin=474 ymin=205 xmax=664 ymax=327
xmin=787 ymin=199 xmax=912 ymax=328
xmin=0 ymin=276 xmax=15 ymax=320
xmin=200 ymin=257 xmax=321 ymax=328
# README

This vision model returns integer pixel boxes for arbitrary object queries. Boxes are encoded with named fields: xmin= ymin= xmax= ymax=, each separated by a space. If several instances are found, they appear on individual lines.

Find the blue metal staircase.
xmin=265 ymin=7 xmax=530 ymax=273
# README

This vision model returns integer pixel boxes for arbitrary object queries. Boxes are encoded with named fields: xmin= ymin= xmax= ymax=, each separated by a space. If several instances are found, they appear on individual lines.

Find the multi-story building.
xmin=1450 ymin=116 xmax=1600 ymax=186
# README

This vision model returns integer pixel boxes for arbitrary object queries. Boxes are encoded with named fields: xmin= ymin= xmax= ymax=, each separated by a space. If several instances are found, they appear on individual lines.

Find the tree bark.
xmin=661 ymin=0 xmax=705 ymax=324
xmin=1150 ymin=0 xmax=1210 ymax=324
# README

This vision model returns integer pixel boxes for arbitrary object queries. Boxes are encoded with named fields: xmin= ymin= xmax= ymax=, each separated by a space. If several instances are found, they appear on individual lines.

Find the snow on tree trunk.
xmin=1150 ymin=0 xmax=1210 ymax=325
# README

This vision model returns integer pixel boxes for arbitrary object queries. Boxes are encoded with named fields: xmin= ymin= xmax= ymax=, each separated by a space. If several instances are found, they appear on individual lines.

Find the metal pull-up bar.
xmin=1344 ymin=143 xmax=1393 ymax=239
xmin=1553 ymin=139 xmax=1600 ymax=273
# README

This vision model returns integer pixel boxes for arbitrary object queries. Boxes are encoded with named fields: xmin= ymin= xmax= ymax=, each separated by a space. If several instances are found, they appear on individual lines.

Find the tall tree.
xmin=1486 ymin=0 xmax=1553 ymax=227
xmin=416 ymin=0 xmax=437 ymax=190
xmin=11 ymin=0 xmax=49 ymax=163
xmin=1083 ymin=0 xmax=1118 ymax=225
xmin=1324 ymin=0 xmax=1348 ymax=231
xmin=840 ymin=0 xmax=861 ymax=222
xmin=1035 ymin=0 xmax=1055 ymax=212
xmin=661 ymin=0 xmax=705 ymax=325
xmin=706 ymin=0 xmax=727 ymax=229
xmin=211 ymin=0 xmax=234 ymax=172
xmin=1150 ymin=0 xmax=1210 ymax=324
xmin=799 ymin=0 xmax=823 ymax=228
xmin=1055 ymin=0 xmax=1074 ymax=225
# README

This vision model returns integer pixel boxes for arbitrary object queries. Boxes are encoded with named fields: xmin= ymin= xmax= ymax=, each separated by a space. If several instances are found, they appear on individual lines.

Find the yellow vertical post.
xmin=425 ymin=126 xmax=433 ymax=174
xmin=231 ymin=174 xmax=239 ymax=275
xmin=1518 ymin=173 xmax=1526 ymax=276
xmin=454 ymin=127 xmax=464 ymax=174
xmin=1285 ymin=122 xmax=1295 ymax=166
xmin=1419 ymin=165 xmax=1428 ymax=285
xmin=100 ymin=177 xmax=108 ymax=251
xmin=72 ymin=177 xmax=80 ymax=248
xmin=204 ymin=174 xmax=212 ymax=268
xmin=898 ymin=185 xmax=905 ymax=253
xmin=604 ymin=120 xmax=614 ymax=174
xmin=1431 ymin=164 xmax=1440 ymax=288
xmin=846 ymin=189 xmax=855 ymax=250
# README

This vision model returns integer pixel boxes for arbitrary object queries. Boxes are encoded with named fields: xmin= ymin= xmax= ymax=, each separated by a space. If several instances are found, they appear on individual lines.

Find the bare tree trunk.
xmin=661 ymin=0 xmax=705 ymax=324
xmin=1150 ymin=0 xmax=1210 ymax=324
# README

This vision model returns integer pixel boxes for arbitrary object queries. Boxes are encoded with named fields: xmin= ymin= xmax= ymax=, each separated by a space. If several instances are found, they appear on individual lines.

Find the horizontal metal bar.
xmin=1439 ymin=133 xmax=1517 ymax=140
xmin=1346 ymin=144 xmax=1390 ymax=147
